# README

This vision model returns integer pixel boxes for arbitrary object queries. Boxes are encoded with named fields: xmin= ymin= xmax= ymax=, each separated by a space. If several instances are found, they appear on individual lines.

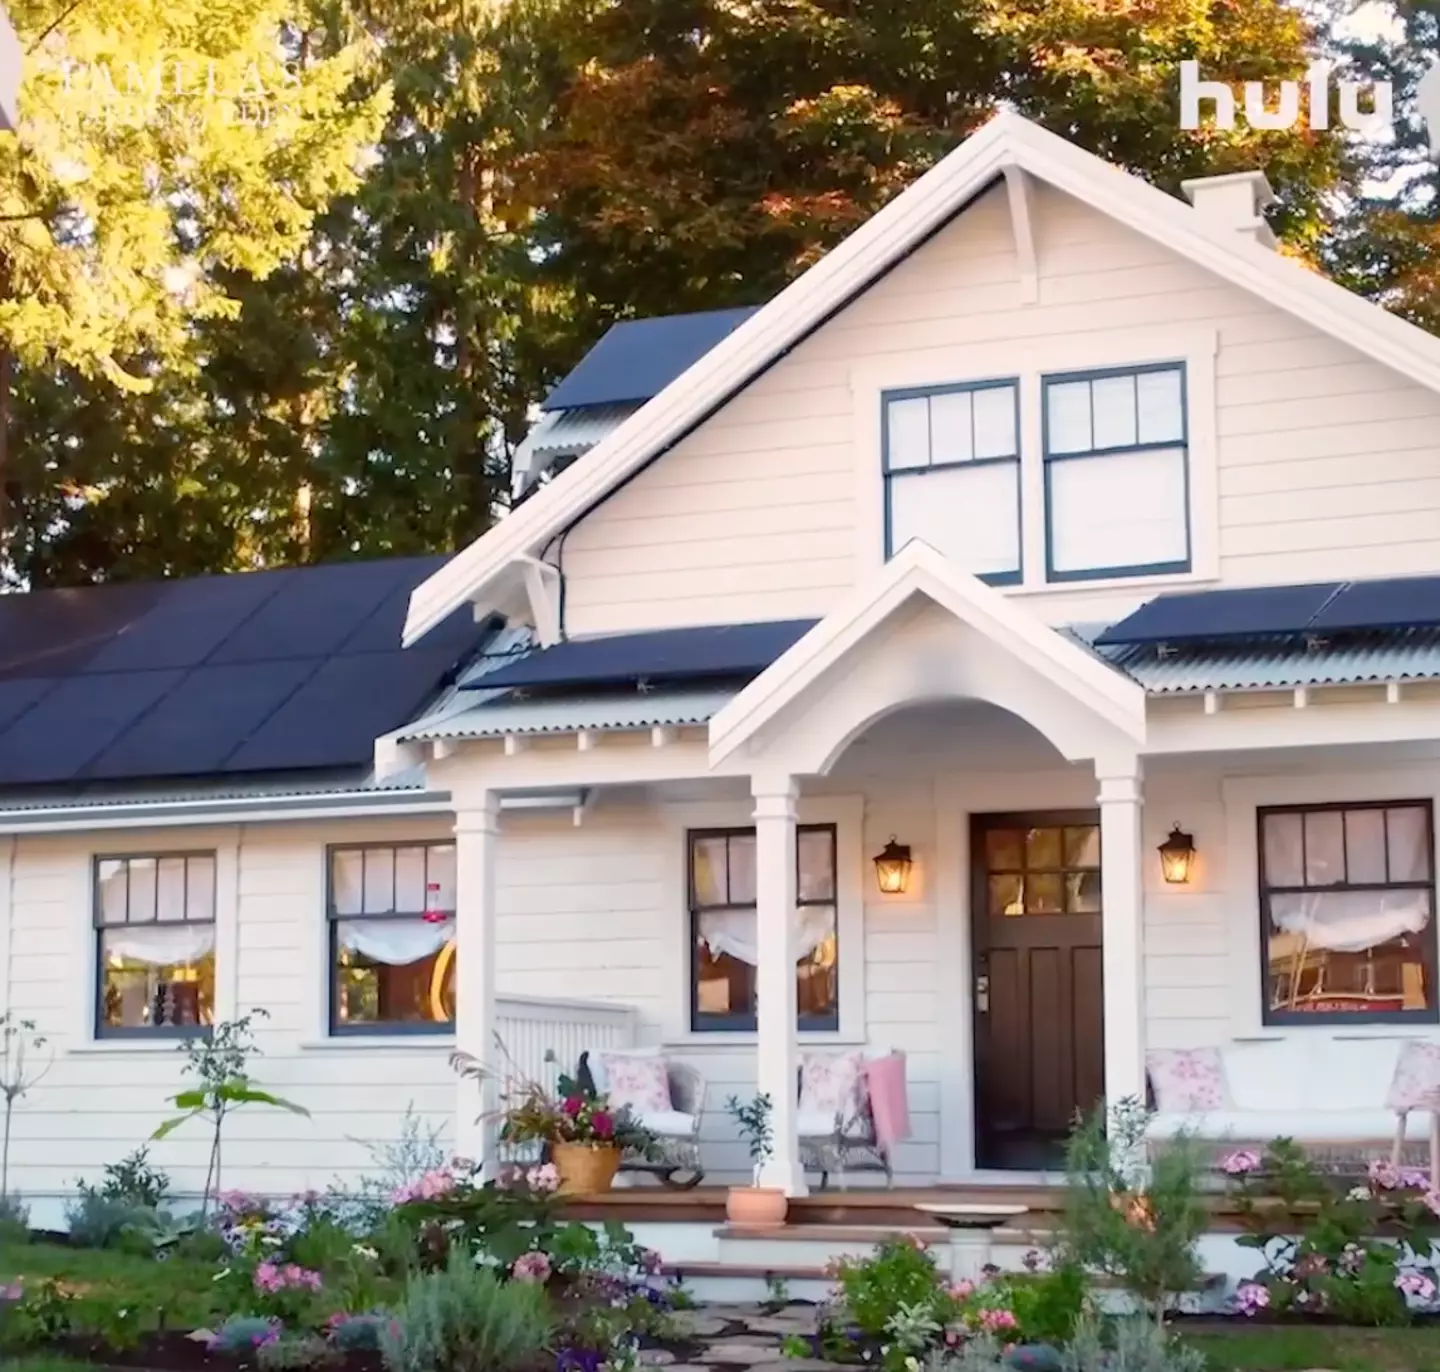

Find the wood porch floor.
xmin=559 ymin=1183 xmax=1067 ymax=1227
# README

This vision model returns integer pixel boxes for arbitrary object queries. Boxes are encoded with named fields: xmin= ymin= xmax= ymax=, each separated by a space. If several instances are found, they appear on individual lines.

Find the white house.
xmin=8 ymin=111 xmax=1440 ymax=1234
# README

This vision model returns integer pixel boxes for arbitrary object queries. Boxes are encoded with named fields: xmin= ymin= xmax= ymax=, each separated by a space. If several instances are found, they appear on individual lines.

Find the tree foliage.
xmin=0 ymin=0 xmax=1402 ymax=585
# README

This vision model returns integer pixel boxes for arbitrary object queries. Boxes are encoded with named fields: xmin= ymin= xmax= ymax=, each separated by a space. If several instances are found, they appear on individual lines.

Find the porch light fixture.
xmin=873 ymin=837 xmax=913 ymax=895
xmin=1158 ymin=824 xmax=1197 ymax=885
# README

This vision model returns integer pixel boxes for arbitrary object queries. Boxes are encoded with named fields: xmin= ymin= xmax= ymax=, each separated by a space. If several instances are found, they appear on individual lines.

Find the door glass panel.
xmin=1067 ymin=871 xmax=1102 ymax=913
xmin=1025 ymin=873 xmax=1064 ymax=914
xmin=985 ymin=829 xmax=1024 ymax=871
xmin=989 ymin=874 xmax=1025 ymax=918
xmin=1026 ymin=828 xmax=1062 ymax=869
xmin=1064 ymin=826 xmax=1101 ymax=868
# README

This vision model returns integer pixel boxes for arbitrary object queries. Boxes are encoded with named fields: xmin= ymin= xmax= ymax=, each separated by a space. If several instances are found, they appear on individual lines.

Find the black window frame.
xmin=687 ymin=823 xmax=839 ymax=1033
xmin=881 ymin=377 xmax=1023 ymax=588
xmin=1041 ymin=361 xmax=1192 ymax=583
xmin=93 ymin=850 xmax=217 ymax=1041
xmin=1257 ymin=799 xmax=1440 ymax=1028
xmin=326 ymin=840 xmax=457 ymax=1037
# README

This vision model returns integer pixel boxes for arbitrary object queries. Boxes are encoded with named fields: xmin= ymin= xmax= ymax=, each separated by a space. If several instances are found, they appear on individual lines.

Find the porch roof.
xmin=397 ymin=687 xmax=733 ymax=742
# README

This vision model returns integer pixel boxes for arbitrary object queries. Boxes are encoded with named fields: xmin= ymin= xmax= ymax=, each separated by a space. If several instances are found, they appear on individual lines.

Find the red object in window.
xmin=422 ymin=880 xmax=447 ymax=924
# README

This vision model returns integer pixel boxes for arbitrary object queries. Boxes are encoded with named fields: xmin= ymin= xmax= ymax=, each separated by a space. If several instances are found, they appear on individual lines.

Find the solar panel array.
xmin=541 ymin=307 xmax=761 ymax=412
xmin=0 ymin=556 xmax=484 ymax=787
xmin=468 ymin=619 xmax=818 ymax=692
xmin=1097 ymin=575 xmax=1440 ymax=647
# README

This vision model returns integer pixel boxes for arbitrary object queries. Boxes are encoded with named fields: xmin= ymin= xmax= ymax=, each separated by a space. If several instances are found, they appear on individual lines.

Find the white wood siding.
xmin=558 ymin=183 xmax=1440 ymax=636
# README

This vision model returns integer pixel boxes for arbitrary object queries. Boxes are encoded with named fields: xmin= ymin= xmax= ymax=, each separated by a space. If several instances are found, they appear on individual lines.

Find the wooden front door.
xmin=971 ymin=812 xmax=1105 ymax=1170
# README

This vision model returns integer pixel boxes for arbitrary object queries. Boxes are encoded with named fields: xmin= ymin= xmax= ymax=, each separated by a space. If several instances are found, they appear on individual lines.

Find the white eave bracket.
xmin=1003 ymin=166 xmax=1039 ymax=305
xmin=515 ymin=555 xmax=562 ymax=647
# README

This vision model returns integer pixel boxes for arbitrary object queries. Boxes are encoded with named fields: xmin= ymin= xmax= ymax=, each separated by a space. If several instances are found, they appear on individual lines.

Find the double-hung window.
xmin=95 ymin=852 xmax=216 ymax=1035
xmin=1259 ymin=801 xmax=1438 ymax=1025
xmin=1043 ymin=363 xmax=1190 ymax=580
xmin=689 ymin=825 xmax=838 ymax=1031
xmin=883 ymin=379 xmax=1021 ymax=584
xmin=329 ymin=843 xmax=456 ymax=1033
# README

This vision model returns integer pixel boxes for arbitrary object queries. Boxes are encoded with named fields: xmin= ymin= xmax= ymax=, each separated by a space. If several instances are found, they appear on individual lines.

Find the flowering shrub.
xmin=512 ymin=1251 xmax=552 ymax=1284
xmin=1228 ymin=1138 xmax=1440 ymax=1326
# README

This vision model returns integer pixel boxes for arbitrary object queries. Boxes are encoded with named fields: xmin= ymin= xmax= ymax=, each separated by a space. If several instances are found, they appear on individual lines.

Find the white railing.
xmin=494 ymin=993 xmax=638 ymax=1098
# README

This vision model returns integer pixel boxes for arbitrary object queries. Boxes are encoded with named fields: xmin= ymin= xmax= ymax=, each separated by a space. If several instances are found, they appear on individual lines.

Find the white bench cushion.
xmin=634 ymin=1108 xmax=697 ymax=1136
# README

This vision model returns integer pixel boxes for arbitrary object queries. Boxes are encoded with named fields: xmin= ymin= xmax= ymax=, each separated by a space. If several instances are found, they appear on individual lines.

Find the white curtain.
xmin=699 ymin=905 xmax=834 ymax=965
xmin=1271 ymin=891 xmax=1431 ymax=953
xmin=103 ymin=923 xmax=215 ymax=967
xmin=337 ymin=917 xmax=453 ymax=965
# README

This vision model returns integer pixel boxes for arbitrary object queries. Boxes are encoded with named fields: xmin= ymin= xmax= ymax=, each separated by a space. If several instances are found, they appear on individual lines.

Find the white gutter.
xmin=0 ymin=788 xmax=455 ymax=833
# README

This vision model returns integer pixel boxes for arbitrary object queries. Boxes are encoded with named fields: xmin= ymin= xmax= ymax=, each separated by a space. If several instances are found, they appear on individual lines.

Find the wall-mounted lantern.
xmin=1158 ymin=824 xmax=1197 ymax=885
xmin=873 ymin=837 xmax=913 ymax=895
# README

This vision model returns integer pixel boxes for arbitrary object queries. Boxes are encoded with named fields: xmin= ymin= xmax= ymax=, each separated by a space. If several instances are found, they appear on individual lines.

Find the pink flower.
xmin=1222 ymin=1149 xmax=1262 ymax=1176
xmin=563 ymin=1096 xmax=585 ymax=1117
xmin=978 ymin=1309 xmax=1018 ymax=1333
xmin=1369 ymin=1159 xmax=1402 ymax=1190
xmin=512 ymin=1251 xmax=551 ymax=1285
xmin=254 ymin=1262 xmax=281 ymax=1293
xmin=527 ymin=1163 xmax=561 ymax=1193
xmin=1235 ymin=1282 xmax=1270 ymax=1317
xmin=0 ymin=1282 xmax=23 ymax=1303
xmin=1424 ymin=1190 xmax=1440 ymax=1218
xmin=639 ymin=1248 xmax=663 ymax=1275
xmin=422 ymin=910 xmax=448 ymax=924
xmin=591 ymin=1111 xmax=615 ymax=1139
xmin=1399 ymin=1167 xmax=1431 ymax=1190
xmin=949 ymin=1280 xmax=975 ymax=1300
xmin=1397 ymin=1270 xmax=1437 ymax=1302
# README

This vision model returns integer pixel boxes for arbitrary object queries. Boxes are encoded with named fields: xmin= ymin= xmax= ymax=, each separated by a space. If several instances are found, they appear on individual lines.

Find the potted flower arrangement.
xmin=725 ymin=1092 xmax=788 ymax=1226
xmin=500 ymin=1075 xmax=654 ymax=1196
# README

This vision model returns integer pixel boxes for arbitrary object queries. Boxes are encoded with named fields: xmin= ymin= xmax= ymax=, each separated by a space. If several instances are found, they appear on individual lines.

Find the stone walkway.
xmin=658 ymin=1303 xmax=840 ymax=1372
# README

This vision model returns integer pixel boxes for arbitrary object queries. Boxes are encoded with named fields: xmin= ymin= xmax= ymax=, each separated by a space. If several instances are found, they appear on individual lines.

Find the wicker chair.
xmin=576 ymin=1050 xmax=707 ymax=1189
xmin=796 ymin=1061 xmax=894 ymax=1191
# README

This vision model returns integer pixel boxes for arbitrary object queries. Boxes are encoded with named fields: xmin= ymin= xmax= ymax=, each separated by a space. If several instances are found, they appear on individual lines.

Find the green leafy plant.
xmin=1227 ymin=1141 xmax=1440 ymax=1326
xmin=1060 ymin=1313 xmax=1205 ymax=1372
xmin=2 ymin=1278 xmax=74 ymax=1345
xmin=99 ymin=1146 xmax=170 ymax=1207
xmin=0 ymin=1192 xmax=27 ymax=1246
xmin=989 ymin=1260 xmax=1091 ymax=1344
xmin=1060 ymin=1099 xmax=1205 ymax=1322
xmin=763 ymin=1272 xmax=791 ymax=1312
xmin=63 ymin=1183 xmax=158 ymax=1252
xmin=258 ymin=1332 xmax=339 ymax=1369
xmin=208 ymin=1314 xmax=283 ymax=1355
xmin=380 ymin=1247 xmax=554 ymax=1372
xmin=725 ymin=1093 xmax=774 ymax=1180
xmin=152 ymin=1009 xmax=308 ymax=1217
xmin=0 ymin=1014 xmax=51 ymax=1207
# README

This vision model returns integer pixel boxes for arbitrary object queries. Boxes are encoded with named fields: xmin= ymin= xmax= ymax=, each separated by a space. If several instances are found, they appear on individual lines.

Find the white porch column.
xmin=1098 ymin=758 xmax=1147 ymax=1111
xmin=454 ymin=793 xmax=500 ymax=1173
xmin=752 ymin=773 xmax=808 ymax=1197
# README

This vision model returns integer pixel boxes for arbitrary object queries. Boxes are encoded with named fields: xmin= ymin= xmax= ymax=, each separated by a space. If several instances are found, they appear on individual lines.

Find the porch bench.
xmin=1145 ymin=1036 xmax=1438 ymax=1172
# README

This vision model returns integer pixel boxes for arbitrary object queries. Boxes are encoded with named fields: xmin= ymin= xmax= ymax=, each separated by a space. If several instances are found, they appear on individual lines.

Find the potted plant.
xmin=725 ymin=1092 xmax=788 ymax=1226
xmin=499 ymin=1074 xmax=654 ymax=1196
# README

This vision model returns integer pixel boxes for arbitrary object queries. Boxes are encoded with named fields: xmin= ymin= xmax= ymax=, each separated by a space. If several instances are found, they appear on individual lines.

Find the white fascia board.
xmin=404 ymin=110 xmax=1440 ymax=647
xmin=708 ymin=540 xmax=1146 ymax=765
xmin=0 ymin=5 xmax=18 ymax=133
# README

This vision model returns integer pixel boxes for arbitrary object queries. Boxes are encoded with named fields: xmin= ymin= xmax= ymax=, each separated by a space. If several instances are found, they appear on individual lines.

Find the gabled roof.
xmin=708 ymin=541 xmax=1146 ymax=768
xmin=404 ymin=109 xmax=1440 ymax=646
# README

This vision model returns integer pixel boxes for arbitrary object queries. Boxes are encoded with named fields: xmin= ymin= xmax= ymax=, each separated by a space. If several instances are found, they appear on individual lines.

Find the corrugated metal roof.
xmin=510 ymin=404 xmax=639 ymax=501
xmin=542 ymin=307 xmax=761 ymax=411
xmin=1103 ymin=629 xmax=1440 ymax=694
xmin=399 ymin=689 xmax=734 ymax=742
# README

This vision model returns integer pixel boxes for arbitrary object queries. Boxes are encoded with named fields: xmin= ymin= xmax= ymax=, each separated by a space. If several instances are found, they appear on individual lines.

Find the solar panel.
xmin=83 ymin=569 xmax=291 ymax=673
xmin=1095 ymin=584 xmax=1345 ymax=647
xmin=223 ymin=647 xmax=464 ymax=773
xmin=469 ymin=619 xmax=817 ymax=691
xmin=83 ymin=661 xmax=318 ymax=780
xmin=542 ymin=307 xmax=760 ymax=411
xmin=0 ymin=581 xmax=166 ymax=679
xmin=0 ymin=677 xmax=54 ymax=732
xmin=208 ymin=559 xmax=416 ymax=664
xmin=1310 ymin=576 xmax=1440 ymax=633
xmin=336 ymin=555 xmax=477 ymax=654
xmin=0 ymin=670 xmax=185 ymax=784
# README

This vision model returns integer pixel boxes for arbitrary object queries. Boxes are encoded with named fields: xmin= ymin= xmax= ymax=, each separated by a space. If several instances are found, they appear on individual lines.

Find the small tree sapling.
xmin=725 ymin=1092 xmax=774 ymax=1186
xmin=0 ymin=1012 xmax=52 ymax=1205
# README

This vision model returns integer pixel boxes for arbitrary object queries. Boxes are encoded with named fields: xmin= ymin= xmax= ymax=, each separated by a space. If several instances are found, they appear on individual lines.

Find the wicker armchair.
xmin=796 ymin=1060 xmax=894 ymax=1191
xmin=576 ymin=1050 xmax=707 ymax=1189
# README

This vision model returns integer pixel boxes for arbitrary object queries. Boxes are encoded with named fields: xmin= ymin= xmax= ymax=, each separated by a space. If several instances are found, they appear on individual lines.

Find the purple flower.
xmin=639 ymin=1247 xmax=663 ymax=1275
xmin=1369 ymin=1158 xmax=1402 ymax=1190
xmin=1222 ymin=1149 xmax=1262 ymax=1176
xmin=591 ymin=1111 xmax=614 ymax=1139
xmin=1234 ymin=1282 xmax=1270 ymax=1317
xmin=562 ymin=1096 xmax=585 ymax=1117
xmin=1397 ymin=1270 xmax=1437 ymax=1302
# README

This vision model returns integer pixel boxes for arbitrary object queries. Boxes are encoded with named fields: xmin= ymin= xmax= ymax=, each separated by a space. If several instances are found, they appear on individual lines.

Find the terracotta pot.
xmin=552 ymin=1141 xmax=622 ymax=1195
xmin=726 ymin=1185 xmax=789 ymax=1227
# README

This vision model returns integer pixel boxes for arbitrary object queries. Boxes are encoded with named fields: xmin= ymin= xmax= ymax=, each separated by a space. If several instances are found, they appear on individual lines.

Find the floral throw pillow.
xmin=1386 ymin=1040 xmax=1440 ymax=1111
xmin=597 ymin=1052 xmax=672 ymax=1116
xmin=1146 ymin=1047 xmax=1226 ymax=1113
xmin=799 ymin=1051 xmax=865 ymax=1124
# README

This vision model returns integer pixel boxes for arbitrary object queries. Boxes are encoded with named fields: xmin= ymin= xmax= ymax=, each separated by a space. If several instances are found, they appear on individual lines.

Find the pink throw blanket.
xmin=863 ymin=1052 xmax=911 ymax=1150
